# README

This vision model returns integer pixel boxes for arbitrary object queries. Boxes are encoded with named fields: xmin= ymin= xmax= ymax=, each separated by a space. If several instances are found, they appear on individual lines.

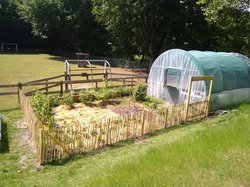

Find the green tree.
xmin=93 ymin=0 xmax=185 ymax=64
xmin=15 ymin=0 xmax=110 ymax=54
xmin=198 ymin=0 xmax=250 ymax=56
xmin=0 ymin=0 xmax=42 ymax=49
xmin=92 ymin=0 xmax=223 ymax=65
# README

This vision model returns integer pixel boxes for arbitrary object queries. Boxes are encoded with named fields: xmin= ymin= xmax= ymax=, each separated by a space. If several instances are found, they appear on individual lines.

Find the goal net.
xmin=1 ymin=43 xmax=18 ymax=53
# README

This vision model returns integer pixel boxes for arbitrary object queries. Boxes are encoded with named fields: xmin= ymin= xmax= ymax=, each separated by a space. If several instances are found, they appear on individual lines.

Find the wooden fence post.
xmin=45 ymin=79 xmax=48 ymax=94
xmin=64 ymin=72 xmax=68 ymax=91
xmin=95 ymin=81 xmax=98 ymax=89
xmin=141 ymin=111 xmax=145 ymax=136
xmin=164 ymin=109 xmax=168 ymax=128
xmin=17 ymin=82 xmax=22 ymax=104
xmin=60 ymin=81 xmax=63 ymax=96
xmin=39 ymin=129 xmax=43 ymax=165
xmin=123 ymin=77 xmax=125 ymax=86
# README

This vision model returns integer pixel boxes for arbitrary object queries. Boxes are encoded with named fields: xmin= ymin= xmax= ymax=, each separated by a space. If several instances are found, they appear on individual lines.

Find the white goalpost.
xmin=1 ymin=43 xmax=18 ymax=53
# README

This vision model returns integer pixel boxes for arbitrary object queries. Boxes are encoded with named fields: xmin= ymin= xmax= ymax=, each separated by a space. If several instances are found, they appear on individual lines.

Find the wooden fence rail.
xmin=0 ymin=73 xmax=148 ymax=98
xmin=19 ymin=89 xmax=209 ymax=165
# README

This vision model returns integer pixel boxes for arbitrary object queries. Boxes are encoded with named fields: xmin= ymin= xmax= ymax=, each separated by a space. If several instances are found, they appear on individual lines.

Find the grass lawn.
xmin=0 ymin=54 xmax=250 ymax=186
xmin=0 ymin=54 xmax=65 ymax=110
xmin=0 ymin=54 xmax=136 ymax=110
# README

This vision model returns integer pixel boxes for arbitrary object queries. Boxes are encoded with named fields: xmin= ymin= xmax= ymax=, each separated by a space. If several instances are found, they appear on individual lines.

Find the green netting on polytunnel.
xmin=147 ymin=49 xmax=250 ymax=110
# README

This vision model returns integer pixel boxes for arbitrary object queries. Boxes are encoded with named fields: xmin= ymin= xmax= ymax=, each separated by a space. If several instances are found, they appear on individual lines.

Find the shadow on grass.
xmin=49 ymin=56 xmax=68 ymax=62
xmin=0 ymin=118 xmax=9 ymax=153
xmin=0 ymin=107 xmax=20 ymax=114
xmin=50 ymin=123 xmax=189 ymax=166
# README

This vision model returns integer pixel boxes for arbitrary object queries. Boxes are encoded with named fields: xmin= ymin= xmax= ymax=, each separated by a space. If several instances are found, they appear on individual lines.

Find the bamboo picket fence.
xmin=19 ymin=90 xmax=209 ymax=165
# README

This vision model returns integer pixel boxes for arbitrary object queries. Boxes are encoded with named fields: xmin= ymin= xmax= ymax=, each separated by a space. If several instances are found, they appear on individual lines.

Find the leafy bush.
xmin=95 ymin=88 xmax=112 ymax=103
xmin=118 ymin=86 xmax=133 ymax=96
xmin=144 ymin=96 xmax=165 ymax=110
xmin=110 ymin=88 xmax=121 ymax=98
xmin=49 ymin=95 xmax=61 ymax=108
xmin=31 ymin=92 xmax=55 ymax=127
xmin=62 ymin=92 xmax=73 ymax=106
xmin=133 ymin=84 xmax=147 ymax=102
xmin=79 ymin=89 xmax=95 ymax=104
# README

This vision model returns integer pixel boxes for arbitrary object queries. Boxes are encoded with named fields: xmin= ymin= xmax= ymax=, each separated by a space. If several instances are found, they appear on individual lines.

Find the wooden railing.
xmin=0 ymin=73 xmax=148 ymax=99
xmin=19 ymin=89 xmax=209 ymax=165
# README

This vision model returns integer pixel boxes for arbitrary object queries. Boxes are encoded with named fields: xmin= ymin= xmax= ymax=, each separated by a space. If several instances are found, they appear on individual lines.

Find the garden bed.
xmin=19 ymin=85 xmax=209 ymax=165
xmin=53 ymin=97 xmax=145 ymax=127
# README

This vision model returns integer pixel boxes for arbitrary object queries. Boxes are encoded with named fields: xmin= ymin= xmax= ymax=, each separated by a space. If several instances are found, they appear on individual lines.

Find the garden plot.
xmin=53 ymin=98 xmax=145 ymax=128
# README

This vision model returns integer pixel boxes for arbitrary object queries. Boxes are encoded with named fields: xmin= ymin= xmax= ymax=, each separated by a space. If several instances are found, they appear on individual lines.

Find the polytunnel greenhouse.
xmin=147 ymin=49 xmax=250 ymax=111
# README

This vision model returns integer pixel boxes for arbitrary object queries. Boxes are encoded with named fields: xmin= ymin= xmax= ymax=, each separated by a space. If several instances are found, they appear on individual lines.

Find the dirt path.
xmin=11 ymin=119 xmax=41 ymax=171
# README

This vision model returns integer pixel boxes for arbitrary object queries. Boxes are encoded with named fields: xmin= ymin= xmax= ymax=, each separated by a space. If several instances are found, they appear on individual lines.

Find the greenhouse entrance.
xmin=164 ymin=68 xmax=182 ymax=104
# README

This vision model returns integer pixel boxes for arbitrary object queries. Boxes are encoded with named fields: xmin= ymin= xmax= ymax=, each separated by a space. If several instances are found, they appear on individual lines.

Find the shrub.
xmin=95 ymin=88 xmax=112 ymax=103
xmin=31 ymin=92 xmax=55 ymax=127
xmin=118 ymin=86 xmax=133 ymax=96
xmin=79 ymin=89 xmax=95 ymax=104
xmin=133 ymin=84 xmax=147 ymax=102
xmin=62 ymin=92 xmax=73 ymax=106
xmin=110 ymin=88 xmax=121 ymax=98
xmin=144 ymin=96 xmax=163 ymax=108
xmin=49 ymin=95 xmax=61 ymax=108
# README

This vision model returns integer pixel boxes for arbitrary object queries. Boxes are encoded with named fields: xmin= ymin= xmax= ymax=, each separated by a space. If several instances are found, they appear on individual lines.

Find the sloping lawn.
xmin=0 ymin=105 xmax=249 ymax=186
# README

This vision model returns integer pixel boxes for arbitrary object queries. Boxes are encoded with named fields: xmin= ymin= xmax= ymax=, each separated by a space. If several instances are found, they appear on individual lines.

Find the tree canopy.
xmin=198 ymin=0 xmax=250 ymax=55
xmin=15 ymin=0 xmax=110 ymax=54
xmin=0 ymin=0 xmax=249 ymax=63
xmin=92 ymin=0 xmax=223 ymax=63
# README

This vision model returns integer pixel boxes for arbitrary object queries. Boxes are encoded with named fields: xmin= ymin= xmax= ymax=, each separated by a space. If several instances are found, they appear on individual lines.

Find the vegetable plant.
xmin=133 ymin=84 xmax=147 ymax=102
xmin=62 ymin=92 xmax=74 ymax=107
xmin=79 ymin=89 xmax=95 ymax=104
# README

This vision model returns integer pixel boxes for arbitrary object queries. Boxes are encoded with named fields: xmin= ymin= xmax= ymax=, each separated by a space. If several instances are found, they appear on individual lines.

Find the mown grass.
xmin=0 ymin=54 xmax=133 ymax=110
xmin=0 ymin=54 xmax=250 ymax=186
xmin=0 ymin=54 xmax=65 ymax=111
xmin=0 ymin=105 xmax=249 ymax=186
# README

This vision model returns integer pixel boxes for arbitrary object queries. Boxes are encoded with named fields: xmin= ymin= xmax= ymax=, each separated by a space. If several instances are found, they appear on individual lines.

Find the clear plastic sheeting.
xmin=210 ymin=88 xmax=250 ymax=111
xmin=147 ymin=49 xmax=205 ymax=104
xmin=148 ymin=49 xmax=250 ymax=110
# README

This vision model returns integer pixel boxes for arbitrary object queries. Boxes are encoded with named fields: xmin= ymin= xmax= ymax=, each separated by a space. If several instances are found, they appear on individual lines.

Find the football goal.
xmin=1 ymin=43 xmax=18 ymax=53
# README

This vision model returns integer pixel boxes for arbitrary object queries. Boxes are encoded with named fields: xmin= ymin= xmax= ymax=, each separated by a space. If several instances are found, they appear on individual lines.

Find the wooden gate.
xmin=185 ymin=76 xmax=214 ymax=121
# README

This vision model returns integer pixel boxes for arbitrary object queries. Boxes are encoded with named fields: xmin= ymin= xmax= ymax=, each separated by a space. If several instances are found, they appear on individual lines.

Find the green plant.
xmin=118 ymin=86 xmax=133 ymax=96
xmin=49 ymin=95 xmax=61 ymax=108
xmin=133 ymin=84 xmax=147 ymax=102
xmin=30 ymin=92 xmax=55 ymax=127
xmin=62 ymin=92 xmax=73 ymax=106
xmin=95 ymin=88 xmax=112 ymax=103
xmin=79 ymin=89 xmax=95 ymax=104
xmin=110 ymin=88 xmax=121 ymax=98
xmin=143 ymin=96 xmax=165 ymax=112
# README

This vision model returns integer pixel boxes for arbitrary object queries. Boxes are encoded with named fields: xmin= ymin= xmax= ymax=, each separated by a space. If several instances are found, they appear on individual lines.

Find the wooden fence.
xmin=0 ymin=73 xmax=148 ymax=99
xmin=19 ymin=89 xmax=209 ymax=165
